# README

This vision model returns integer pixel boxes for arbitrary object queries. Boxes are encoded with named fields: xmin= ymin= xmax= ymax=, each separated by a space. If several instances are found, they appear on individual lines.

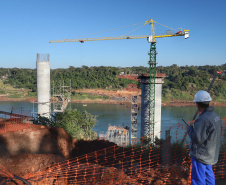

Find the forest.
xmin=0 ymin=64 xmax=226 ymax=102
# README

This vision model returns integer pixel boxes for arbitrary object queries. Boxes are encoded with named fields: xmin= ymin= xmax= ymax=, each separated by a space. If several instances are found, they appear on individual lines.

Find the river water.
xmin=0 ymin=102 xmax=225 ymax=139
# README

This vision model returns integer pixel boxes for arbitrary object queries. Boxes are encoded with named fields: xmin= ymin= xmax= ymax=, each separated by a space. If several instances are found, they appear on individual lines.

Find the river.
xmin=0 ymin=102 xmax=225 ymax=139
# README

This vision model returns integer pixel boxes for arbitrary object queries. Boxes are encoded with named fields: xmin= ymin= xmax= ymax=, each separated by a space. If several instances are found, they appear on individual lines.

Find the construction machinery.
xmin=49 ymin=19 xmax=189 ymax=142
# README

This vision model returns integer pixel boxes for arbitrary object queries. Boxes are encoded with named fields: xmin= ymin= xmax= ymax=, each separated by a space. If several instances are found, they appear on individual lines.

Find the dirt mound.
xmin=23 ymin=163 xmax=189 ymax=185
xmin=71 ymin=139 xmax=117 ymax=157
xmin=0 ymin=122 xmax=119 ymax=181
xmin=0 ymin=123 xmax=73 ymax=159
xmin=0 ymin=122 xmax=74 ymax=183
xmin=0 ymin=153 xmax=65 ymax=178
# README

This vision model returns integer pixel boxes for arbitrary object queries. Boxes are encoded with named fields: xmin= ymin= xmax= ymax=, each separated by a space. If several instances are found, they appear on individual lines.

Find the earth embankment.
xmin=0 ymin=89 xmax=226 ymax=106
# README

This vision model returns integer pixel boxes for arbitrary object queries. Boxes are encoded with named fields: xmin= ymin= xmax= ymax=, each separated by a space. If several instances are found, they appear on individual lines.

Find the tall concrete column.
xmin=140 ymin=74 xmax=165 ymax=139
xmin=36 ymin=53 xmax=51 ymax=118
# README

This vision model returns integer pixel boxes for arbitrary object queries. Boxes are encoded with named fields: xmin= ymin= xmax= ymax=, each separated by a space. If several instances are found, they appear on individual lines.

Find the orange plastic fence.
xmin=0 ymin=108 xmax=33 ymax=123
xmin=0 ymin=118 xmax=225 ymax=185
xmin=0 ymin=109 xmax=33 ymax=134
xmin=0 ymin=165 xmax=14 ymax=179
xmin=0 ymin=123 xmax=30 ymax=134
xmin=24 ymin=144 xmax=188 ymax=184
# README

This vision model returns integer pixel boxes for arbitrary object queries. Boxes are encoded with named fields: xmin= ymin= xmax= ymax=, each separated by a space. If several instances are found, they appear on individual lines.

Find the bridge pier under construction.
xmin=36 ymin=53 xmax=51 ymax=118
xmin=139 ymin=73 xmax=165 ymax=140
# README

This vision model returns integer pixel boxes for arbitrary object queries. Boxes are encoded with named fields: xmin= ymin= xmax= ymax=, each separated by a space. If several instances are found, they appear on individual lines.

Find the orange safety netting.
xmin=0 ymin=109 xmax=33 ymax=134
xmin=0 ymin=108 xmax=33 ymax=124
xmin=0 ymin=123 xmax=31 ymax=134
xmin=23 ymin=144 xmax=190 ymax=184
xmin=0 ymin=118 xmax=225 ymax=185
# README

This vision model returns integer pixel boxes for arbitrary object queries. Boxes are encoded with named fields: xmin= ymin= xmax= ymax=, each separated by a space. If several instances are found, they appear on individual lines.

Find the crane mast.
xmin=149 ymin=42 xmax=157 ymax=142
xmin=143 ymin=19 xmax=190 ymax=142
xmin=49 ymin=19 xmax=189 ymax=143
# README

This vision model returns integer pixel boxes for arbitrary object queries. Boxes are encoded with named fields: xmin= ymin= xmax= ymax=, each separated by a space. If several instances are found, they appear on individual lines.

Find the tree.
xmin=33 ymin=109 xmax=97 ymax=140
xmin=33 ymin=114 xmax=52 ymax=126
xmin=51 ymin=109 xmax=97 ymax=140
xmin=1 ymin=65 xmax=225 ymax=102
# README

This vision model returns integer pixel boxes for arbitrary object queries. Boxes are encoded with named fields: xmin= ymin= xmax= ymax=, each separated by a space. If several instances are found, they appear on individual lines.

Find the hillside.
xmin=0 ymin=64 xmax=226 ymax=103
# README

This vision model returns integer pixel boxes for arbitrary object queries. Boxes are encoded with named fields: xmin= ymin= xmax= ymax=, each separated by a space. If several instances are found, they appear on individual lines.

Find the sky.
xmin=0 ymin=0 xmax=226 ymax=69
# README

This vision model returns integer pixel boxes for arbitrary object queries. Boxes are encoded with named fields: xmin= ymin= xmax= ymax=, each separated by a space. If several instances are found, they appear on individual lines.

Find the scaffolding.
xmin=149 ymin=42 xmax=157 ymax=143
xmin=106 ymin=126 xmax=129 ymax=147
xmin=131 ymin=96 xmax=138 ymax=145
xmin=52 ymin=80 xmax=71 ymax=113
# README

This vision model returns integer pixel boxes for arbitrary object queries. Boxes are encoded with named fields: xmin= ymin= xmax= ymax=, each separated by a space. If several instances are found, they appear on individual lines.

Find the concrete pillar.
xmin=139 ymin=74 xmax=165 ymax=139
xmin=36 ymin=54 xmax=51 ymax=118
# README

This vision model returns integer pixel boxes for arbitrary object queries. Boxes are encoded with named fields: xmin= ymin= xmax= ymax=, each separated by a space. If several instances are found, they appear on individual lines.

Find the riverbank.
xmin=0 ymin=95 xmax=226 ymax=107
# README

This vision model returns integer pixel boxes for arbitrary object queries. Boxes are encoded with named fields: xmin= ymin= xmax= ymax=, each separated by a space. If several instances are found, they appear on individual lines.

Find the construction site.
xmin=0 ymin=18 xmax=226 ymax=185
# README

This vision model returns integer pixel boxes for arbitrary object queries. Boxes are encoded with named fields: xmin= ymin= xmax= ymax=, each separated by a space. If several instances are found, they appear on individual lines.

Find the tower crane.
xmin=49 ymin=19 xmax=190 ymax=143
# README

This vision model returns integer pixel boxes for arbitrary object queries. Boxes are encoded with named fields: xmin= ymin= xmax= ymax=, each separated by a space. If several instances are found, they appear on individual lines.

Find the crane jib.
xmin=49 ymin=33 xmax=188 ymax=43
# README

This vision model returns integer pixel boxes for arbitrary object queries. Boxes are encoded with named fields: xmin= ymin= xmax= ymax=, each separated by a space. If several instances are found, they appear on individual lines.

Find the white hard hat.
xmin=193 ymin=90 xmax=212 ymax=102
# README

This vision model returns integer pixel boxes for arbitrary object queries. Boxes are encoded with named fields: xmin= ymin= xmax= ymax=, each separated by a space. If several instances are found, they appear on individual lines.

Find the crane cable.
xmin=72 ymin=21 xmax=145 ymax=39
xmin=154 ymin=21 xmax=178 ymax=32
xmin=123 ymin=23 xmax=146 ymax=36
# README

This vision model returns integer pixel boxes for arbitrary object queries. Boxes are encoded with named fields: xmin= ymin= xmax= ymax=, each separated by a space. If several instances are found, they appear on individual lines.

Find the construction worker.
xmin=187 ymin=90 xmax=223 ymax=185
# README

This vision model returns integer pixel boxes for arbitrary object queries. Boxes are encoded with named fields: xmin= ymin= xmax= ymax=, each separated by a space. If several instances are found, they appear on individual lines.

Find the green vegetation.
xmin=0 ymin=79 xmax=35 ymax=99
xmin=0 ymin=90 xmax=6 ymax=94
xmin=0 ymin=79 xmax=15 ymax=91
xmin=159 ymin=64 xmax=226 ymax=102
xmin=119 ymin=78 xmax=138 ymax=88
xmin=34 ymin=109 xmax=97 ymax=140
xmin=0 ymin=68 xmax=36 ymax=90
xmin=27 ymin=91 xmax=37 ymax=97
xmin=0 ymin=64 xmax=225 ymax=102
xmin=8 ymin=93 xmax=23 ymax=98
xmin=51 ymin=66 xmax=122 ymax=90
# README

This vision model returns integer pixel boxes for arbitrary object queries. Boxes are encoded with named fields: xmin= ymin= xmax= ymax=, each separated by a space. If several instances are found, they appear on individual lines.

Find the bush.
xmin=33 ymin=109 xmax=97 ymax=140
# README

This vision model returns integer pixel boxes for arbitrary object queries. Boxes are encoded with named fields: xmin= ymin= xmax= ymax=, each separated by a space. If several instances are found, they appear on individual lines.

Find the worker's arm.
xmin=187 ymin=118 xmax=209 ymax=145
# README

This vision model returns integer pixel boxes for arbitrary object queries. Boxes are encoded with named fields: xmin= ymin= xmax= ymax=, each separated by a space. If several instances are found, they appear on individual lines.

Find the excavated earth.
xmin=0 ymin=123 xmax=73 ymax=158
xmin=0 ymin=121 xmax=225 ymax=184
xmin=0 ymin=122 xmax=118 ymax=183
xmin=0 ymin=121 xmax=190 ymax=185
xmin=0 ymin=153 xmax=65 ymax=177
xmin=0 ymin=122 xmax=72 ymax=183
